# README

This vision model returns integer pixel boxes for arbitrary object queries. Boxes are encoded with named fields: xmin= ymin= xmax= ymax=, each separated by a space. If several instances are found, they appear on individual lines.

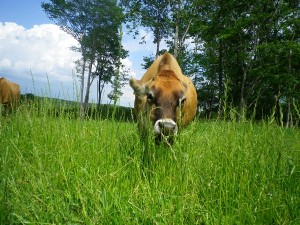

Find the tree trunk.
xmin=97 ymin=78 xmax=102 ymax=111
xmin=285 ymin=49 xmax=293 ymax=128
xmin=238 ymin=68 xmax=247 ymax=122
xmin=156 ymin=33 xmax=160 ymax=58
xmin=113 ymin=25 xmax=123 ymax=106
xmin=286 ymin=98 xmax=292 ymax=128
xmin=174 ymin=23 xmax=179 ymax=59
xmin=84 ymin=60 xmax=93 ymax=112
xmin=97 ymin=66 xmax=104 ymax=108
xmin=217 ymin=39 xmax=224 ymax=117
xmin=97 ymin=77 xmax=106 ymax=109
xmin=79 ymin=57 xmax=87 ymax=119
xmin=155 ymin=15 xmax=161 ymax=58
xmin=209 ymin=78 xmax=214 ymax=119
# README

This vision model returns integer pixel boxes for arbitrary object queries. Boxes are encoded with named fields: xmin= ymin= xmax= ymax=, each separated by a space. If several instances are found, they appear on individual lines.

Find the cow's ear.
xmin=129 ymin=77 xmax=146 ymax=96
xmin=181 ymin=81 xmax=188 ymax=92
xmin=158 ymin=53 xmax=172 ymax=71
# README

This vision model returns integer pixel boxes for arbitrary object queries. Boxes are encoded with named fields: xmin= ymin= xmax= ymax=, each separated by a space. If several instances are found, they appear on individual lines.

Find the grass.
xmin=0 ymin=99 xmax=299 ymax=224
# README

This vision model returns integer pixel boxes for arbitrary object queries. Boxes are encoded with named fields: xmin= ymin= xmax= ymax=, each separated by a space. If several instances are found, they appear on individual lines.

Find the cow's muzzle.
xmin=154 ymin=119 xmax=178 ymax=136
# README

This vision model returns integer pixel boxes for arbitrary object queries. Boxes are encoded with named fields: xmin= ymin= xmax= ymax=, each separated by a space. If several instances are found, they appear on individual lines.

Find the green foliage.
xmin=19 ymin=95 xmax=133 ymax=121
xmin=120 ymin=0 xmax=170 ymax=54
xmin=42 ymin=0 xmax=129 ymax=108
xmin=1 ymin=99 xmax=299 ymax=224
xmin=42 ymin=0 xmax=299 ymax=122
xmin=191 ymin=0 xmax=300 ymax=122
xmin=120 ymin=0 xmax=300 ymax=123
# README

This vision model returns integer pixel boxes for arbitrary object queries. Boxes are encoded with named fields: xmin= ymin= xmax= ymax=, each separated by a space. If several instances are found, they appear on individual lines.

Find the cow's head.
xmin=130 ymin=70 xmax=187 ymax=139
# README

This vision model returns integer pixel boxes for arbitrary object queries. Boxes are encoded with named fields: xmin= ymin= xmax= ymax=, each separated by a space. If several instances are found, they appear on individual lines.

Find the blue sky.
xmin=0 ymin=0 xmax=158 ymax=107
xmin=0 ymin=1 xmax=52 ymax=28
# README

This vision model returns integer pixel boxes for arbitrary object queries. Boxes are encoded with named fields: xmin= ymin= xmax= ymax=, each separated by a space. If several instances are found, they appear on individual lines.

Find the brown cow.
xmin=0 ymin=77 xmax=20 ymax=109
xmin=130 ymin=52 xmax=197 ymax=143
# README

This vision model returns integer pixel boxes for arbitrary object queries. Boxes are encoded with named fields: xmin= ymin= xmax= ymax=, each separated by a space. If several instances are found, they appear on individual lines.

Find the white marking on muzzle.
xmin=154 ymin=119 xmax=178 ymax=135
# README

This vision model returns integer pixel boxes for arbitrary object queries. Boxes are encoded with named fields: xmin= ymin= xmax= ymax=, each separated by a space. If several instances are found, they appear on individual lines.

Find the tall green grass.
xmin=0 ymin=99 xmax=299 ymax=224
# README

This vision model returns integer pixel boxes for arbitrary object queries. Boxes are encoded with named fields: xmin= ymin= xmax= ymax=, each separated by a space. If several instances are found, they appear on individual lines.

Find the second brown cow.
xmin=0 ymin=77 xmax=20 ymax=108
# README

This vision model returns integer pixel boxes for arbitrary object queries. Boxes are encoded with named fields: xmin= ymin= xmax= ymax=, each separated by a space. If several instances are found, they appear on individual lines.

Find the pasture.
xmin=0 ymin=99 xmax=299 ymax=224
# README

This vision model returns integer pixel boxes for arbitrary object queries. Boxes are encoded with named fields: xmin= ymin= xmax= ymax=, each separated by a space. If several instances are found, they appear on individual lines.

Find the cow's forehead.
xmin=150 ymin=71 xmax=184 ymax=91
xmin=153 ymin=79 xmax=181 ymax=90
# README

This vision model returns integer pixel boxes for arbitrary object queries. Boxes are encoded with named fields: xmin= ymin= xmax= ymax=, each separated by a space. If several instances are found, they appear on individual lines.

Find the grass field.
xmin=0 ymin=100 xmax=299 ymax=224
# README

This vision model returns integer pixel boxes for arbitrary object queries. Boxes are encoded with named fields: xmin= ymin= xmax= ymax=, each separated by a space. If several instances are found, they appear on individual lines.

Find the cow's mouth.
xmin=154 ymin=118 xmax=178 ymax=136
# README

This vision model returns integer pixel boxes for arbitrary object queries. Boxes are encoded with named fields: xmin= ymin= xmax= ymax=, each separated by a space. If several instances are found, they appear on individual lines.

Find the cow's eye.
xmin=178 ymin=96 xmax=186 ymax=107
xmin=147 ymin=92 xmax=154 ymax=104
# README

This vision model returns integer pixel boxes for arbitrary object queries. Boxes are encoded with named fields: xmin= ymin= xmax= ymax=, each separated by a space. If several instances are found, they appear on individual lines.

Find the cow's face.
xmin=130 ymin=70 xmax=187 ymax=138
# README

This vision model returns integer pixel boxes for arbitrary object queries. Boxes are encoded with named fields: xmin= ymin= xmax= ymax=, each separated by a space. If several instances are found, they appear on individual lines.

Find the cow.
xmin=0 ymin=77 xmax=21 ymax=110
xmin=129 ymin=52 xmax=197 ymax=143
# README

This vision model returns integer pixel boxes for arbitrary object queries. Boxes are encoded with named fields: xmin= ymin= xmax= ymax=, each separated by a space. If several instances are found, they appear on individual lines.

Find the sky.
xmin=0 ymin=0 xmax=159 ymax=107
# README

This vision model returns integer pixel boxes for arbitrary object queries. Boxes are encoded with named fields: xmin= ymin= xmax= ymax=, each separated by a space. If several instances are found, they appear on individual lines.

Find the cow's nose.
xmin=154 ymin=119 xmax=178 ymax=135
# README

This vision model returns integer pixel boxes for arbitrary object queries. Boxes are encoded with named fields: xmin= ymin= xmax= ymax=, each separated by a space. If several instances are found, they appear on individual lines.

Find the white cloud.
xmin=0 ymin=58 xmax=12 ymax=67
xmin=0 ymin=22 xmax=159 ymax=107
xmin=121 ymin=84 xmax=135 ymax=108
xmin=0 ymin=22 xmax=80 ymax=83
xmin=121 ymin=57 xmax=135 ymax=77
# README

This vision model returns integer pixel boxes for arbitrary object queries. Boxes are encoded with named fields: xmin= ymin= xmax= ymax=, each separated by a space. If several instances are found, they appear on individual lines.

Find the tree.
xmin=121 ymin=0 xmax=300 ymax=123
xmin=191 ymin=0 xmax=300 ymax=122
xmin=168 ymin=0 xmax=195 ymax=59
xmin=120 ymin=0 xmax=170 ymax=57
xmin=42 ymin=0 xmax=127 ymax=117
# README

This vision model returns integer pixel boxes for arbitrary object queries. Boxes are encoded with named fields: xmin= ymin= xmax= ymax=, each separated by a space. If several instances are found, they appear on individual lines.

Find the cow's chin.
xmin=153 ymin=118 xmax=178 ymax=136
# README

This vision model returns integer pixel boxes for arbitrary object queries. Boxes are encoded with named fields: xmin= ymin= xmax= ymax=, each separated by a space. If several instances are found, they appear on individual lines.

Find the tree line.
xmin=42 ymin=0 xmax=299 ymax=126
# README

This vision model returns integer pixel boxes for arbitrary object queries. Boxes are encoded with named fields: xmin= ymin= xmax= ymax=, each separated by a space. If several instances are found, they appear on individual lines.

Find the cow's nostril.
xmin=163 ymin=121 xmax=176 ymax=130
xmin=154 ymin=119 xmax=178 ymax=135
